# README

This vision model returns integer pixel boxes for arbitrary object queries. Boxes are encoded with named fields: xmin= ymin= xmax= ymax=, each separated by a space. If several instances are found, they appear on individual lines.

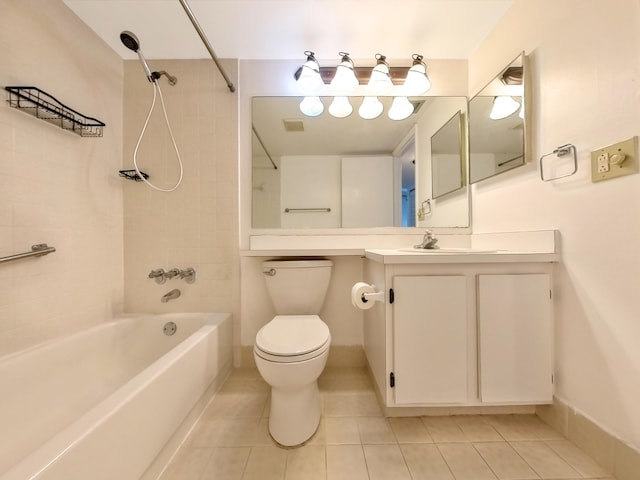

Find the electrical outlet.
xmin=591 ymin=136 xmax=638 ymax=182
xmin=597 ymin=152 xmax=609 ymax=173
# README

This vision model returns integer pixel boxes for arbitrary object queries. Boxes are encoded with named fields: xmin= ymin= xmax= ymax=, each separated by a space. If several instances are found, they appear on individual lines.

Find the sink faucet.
xmin=414 ymin=229 xmax=439 ymax=249
xmin=161 ymin=289 xmax=181 ymax=303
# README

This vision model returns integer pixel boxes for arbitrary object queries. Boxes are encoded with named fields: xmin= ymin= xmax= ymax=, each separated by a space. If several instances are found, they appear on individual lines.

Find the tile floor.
xmin=159 ymin=367 xmax=616 ymax=480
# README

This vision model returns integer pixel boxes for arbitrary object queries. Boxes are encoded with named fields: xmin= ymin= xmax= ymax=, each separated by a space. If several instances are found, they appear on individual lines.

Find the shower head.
xmin=120 ymin=30 xmax=154 ymax=83
xmin=120 ymin=31 xmax=140 ymax=52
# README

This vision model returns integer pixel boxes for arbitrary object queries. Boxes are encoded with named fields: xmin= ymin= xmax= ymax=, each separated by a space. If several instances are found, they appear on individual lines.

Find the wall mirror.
xmin=431 ymin=110 xmax=464 ymax=199
xmin=469 ymin=52 xmax=526 ymax=183
xmin=251 ymin=96 xmax=470 ymax=229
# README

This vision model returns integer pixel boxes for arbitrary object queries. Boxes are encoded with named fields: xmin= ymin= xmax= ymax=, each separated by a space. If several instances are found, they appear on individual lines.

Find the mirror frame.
xmin=431 ymin=109 xmax=465 ymax=199
xmin=468 ymin=52 xmax=527 ymax=184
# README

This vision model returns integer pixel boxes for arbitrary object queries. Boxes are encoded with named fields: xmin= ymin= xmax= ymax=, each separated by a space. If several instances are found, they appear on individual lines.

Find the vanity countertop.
xmin=365 ymin=249 xmax=559 ymax=264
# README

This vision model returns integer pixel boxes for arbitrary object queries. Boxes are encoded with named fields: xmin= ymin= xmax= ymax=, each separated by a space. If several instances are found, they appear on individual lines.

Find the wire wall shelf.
xmin=4 ymin=86 xmax=105 ymax=137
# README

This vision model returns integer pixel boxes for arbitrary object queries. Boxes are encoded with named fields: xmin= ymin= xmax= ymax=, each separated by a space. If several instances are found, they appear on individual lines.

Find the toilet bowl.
xmin=254 ymin=259 xmax=333 ymax=447
xmin=254 ymin=315 xmax=330 ymax=446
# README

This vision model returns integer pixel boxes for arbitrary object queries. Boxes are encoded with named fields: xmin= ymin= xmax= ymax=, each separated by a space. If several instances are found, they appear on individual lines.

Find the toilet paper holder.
xmin=361 ymin=288 xmax=384 ymax=303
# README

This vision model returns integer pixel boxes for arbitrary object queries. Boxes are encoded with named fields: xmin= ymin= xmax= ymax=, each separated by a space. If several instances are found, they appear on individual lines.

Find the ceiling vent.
xmin=283 ymin=119 xmax=305 ymax=132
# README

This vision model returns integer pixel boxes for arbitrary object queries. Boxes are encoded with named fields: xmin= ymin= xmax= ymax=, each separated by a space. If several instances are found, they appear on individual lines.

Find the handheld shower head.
xmin=120 ymin=31 xmax=140 ymax=52
xmin=120 ymin=30 xmax=154 ymax=83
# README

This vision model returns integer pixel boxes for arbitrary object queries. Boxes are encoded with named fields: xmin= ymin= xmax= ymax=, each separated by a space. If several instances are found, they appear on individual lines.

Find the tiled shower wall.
xmin=0 ymin=0 xmax=124 ymax=357
xmin=122 ymin=59 xmax=240 ymax=323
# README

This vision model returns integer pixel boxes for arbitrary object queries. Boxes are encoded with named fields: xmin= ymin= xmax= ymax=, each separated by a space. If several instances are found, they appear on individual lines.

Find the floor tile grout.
xmin=159 ymin=368 xmax=616 ymax=480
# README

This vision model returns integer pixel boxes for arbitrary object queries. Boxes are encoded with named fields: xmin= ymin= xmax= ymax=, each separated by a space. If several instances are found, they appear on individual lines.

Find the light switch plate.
xmin=591 ymin=136 xmax=638 ymax=182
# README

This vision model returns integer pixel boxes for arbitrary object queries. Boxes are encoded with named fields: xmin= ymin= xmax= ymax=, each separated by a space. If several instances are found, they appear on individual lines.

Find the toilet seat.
xmin=255 ymin=315 xmax=330 ymax=363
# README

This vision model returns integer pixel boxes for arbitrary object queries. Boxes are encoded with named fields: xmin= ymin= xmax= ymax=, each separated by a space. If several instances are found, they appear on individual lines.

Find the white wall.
xmin=469 ymin=0 xmax=640 ymax=450
xmin=0 ymin=0 xmax=124 ymax=356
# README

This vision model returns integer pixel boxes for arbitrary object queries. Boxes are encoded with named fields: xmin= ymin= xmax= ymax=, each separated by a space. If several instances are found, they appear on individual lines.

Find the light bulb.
xmin=328 ymin=96 xmax=353 ymax=118
xmin=388 ymin=97 xmax=414 ymax=121
xmin=489 ymin=96 xmax=520 ymax=120
xmin=299 ymin=96 xmax=324 ymax=117
xmin=358 ymin=96 xmax=384 ymax=120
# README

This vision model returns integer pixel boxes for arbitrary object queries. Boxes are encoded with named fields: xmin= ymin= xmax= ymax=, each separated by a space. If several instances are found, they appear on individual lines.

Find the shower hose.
xmin=133 ymin=80 xmax=184 ymax=192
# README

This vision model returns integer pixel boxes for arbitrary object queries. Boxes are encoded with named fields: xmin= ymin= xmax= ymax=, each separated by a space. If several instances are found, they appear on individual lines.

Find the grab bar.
xmin=284 ymin=207 xmax=331 ymax=213
xmin=0 ymin=244 xmax=56 ymax=264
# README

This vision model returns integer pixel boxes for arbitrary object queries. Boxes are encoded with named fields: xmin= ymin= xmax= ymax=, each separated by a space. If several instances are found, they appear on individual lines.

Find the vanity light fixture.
xmin=388 ymin=96 xmax=414 ymax=121
xmin=358 ymin=96 xmax=384 ymax=120
xmin=403 ymin=54 xmax=431 ymax=95
xmin=489 ymin=95 xmax=520 ymax=120
xmin=367 ymin=54 xmax=393 ymax=93
xmin=330 ymin=52 xmax=359 ymax=90
xmin=295 ymin=51 xmax=324 ymax=94
xmin=328 ymin=96 xmax=353 ymax=118
xmin=299 ymin=96 xmax=324 ymax=117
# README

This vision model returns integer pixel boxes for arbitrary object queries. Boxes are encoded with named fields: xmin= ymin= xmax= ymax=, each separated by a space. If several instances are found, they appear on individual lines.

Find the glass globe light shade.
xmin=331 ymin=60 xmax=359 ymax=90
xmin=367 ymin=63 xmax=393 ymax=93
xmin=388 ymin=96 xmax=414 ymax=121
xmin=296 ymin=59 xmax=323 ymax=94
xmin=328 ymin=96 xmax=353 ymax=118
xmin=358 ymin=96 xmax=384 ymax=120
xmin=489 ymin=96 xmax=520 ymax=120
xmin=299 ymin=96 xmax=324 ymax=117
xmin=404 ymin=63 xmax=432 ymax=95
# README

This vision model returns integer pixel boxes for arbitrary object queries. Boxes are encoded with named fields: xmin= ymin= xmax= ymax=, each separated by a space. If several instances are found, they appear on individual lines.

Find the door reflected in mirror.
xmin=469 ymin=53 xmax=526 ymax=183
xmin=252 ymin=96 xmax=470 ymax=229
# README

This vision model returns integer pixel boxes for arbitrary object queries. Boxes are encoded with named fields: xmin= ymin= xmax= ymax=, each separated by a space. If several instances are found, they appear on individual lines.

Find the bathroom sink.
xmin=398 ymin=247 xmax=497 ymax=254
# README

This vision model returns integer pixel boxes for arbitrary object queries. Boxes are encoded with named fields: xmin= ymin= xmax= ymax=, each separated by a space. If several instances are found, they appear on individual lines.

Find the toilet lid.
xmin=255 ymin=315 xmax=330 ymax=356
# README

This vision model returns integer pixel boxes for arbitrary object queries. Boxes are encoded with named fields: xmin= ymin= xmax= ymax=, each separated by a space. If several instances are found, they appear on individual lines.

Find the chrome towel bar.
xmin=284 ymin=207 xmax=331 ymax=213
xmin=0 ymin=244 xmax=56 ymax=264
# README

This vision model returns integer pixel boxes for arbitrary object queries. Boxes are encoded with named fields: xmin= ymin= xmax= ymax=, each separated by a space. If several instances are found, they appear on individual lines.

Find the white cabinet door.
xmin=393 ymin=275 xmax=468 ymax=404
xmin=478 ymin=274 xmax=553 ymax=403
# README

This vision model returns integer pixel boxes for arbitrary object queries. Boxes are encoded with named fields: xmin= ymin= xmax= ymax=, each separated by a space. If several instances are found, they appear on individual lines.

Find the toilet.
xmin=254 ymin=259 xmax=332 ymax=447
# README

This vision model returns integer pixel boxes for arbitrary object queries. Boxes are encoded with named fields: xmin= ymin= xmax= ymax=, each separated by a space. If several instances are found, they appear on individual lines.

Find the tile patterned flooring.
xmin=159 ymin=368 xmax=615 ymax=480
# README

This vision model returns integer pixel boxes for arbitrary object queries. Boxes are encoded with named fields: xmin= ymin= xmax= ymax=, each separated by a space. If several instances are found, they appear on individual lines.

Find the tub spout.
xmin=161 ymin=289 xmax=181 ymax=303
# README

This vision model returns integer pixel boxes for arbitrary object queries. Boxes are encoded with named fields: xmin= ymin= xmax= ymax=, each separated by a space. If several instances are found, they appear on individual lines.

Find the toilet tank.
xmin=263 ymin=259 xmax=333 ymax=315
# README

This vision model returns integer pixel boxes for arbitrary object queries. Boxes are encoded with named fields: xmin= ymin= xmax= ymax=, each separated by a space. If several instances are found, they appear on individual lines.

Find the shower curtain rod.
xmin=178 ymin=0 xmax=236 ymax=93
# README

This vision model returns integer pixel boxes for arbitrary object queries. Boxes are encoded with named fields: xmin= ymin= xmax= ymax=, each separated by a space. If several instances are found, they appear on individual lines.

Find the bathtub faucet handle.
xmin=179 ymin=267 xmax=196 ymax=284
xmin=148 ymin=268 xmax=166 ymax=284
xmin=164 ymin=268 xmax=181 ymax=280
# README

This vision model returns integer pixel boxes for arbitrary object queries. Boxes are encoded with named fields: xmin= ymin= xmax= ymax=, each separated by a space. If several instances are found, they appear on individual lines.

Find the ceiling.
xmin=63 ymin=0 xmax=514 ymax=61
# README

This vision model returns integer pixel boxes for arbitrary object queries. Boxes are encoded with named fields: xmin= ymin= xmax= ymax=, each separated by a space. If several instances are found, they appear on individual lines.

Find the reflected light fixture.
xmin=367 ymin=54 xmax=393 ymax=93
xmin=328 ymin=96 xmax=353 ymax=118
xmin=489 ymin=96 xmax=520 ymax=120
xmin=299 ymin=96 xmax=324 ymax=117
xmin=330 ymin=52 xmax=359 ymax=90
xmin=358 ymin=96 xmax=384 ymax=119
xmin=404 ymin=54 xmax=431 ymax=94
xmin=295 ymin=51 xmax=324 ymax=94
xmin=388 ymin=96 xmax=414 ymax=121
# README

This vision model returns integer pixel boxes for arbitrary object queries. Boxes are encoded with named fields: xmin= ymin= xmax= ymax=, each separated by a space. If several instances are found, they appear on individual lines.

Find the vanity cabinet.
xmin=393 ymin=275 xmax=468 ymax=404
xmin=363 ymin=253 xmax=556 ymax=411
xmin=477 ymin=274 xmax=553 ymax=404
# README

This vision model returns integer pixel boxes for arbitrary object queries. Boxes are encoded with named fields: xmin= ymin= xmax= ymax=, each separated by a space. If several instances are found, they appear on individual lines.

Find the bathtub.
xmin=0 ymin=312 xmax=232 ymax=480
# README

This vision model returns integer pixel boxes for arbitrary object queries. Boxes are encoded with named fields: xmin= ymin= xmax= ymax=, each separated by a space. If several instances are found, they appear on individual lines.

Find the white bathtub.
xmin=0 ymin=312 xmax=232 ymax=480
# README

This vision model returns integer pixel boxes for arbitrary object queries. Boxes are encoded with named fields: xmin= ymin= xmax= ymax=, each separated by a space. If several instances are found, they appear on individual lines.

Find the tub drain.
xmin=163 ymin=321 xmax=177 ymax=336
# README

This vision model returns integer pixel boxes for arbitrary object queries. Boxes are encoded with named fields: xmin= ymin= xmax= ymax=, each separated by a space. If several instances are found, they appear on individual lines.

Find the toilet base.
xmin=268 ymin=381 xmax=321 ymax=447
